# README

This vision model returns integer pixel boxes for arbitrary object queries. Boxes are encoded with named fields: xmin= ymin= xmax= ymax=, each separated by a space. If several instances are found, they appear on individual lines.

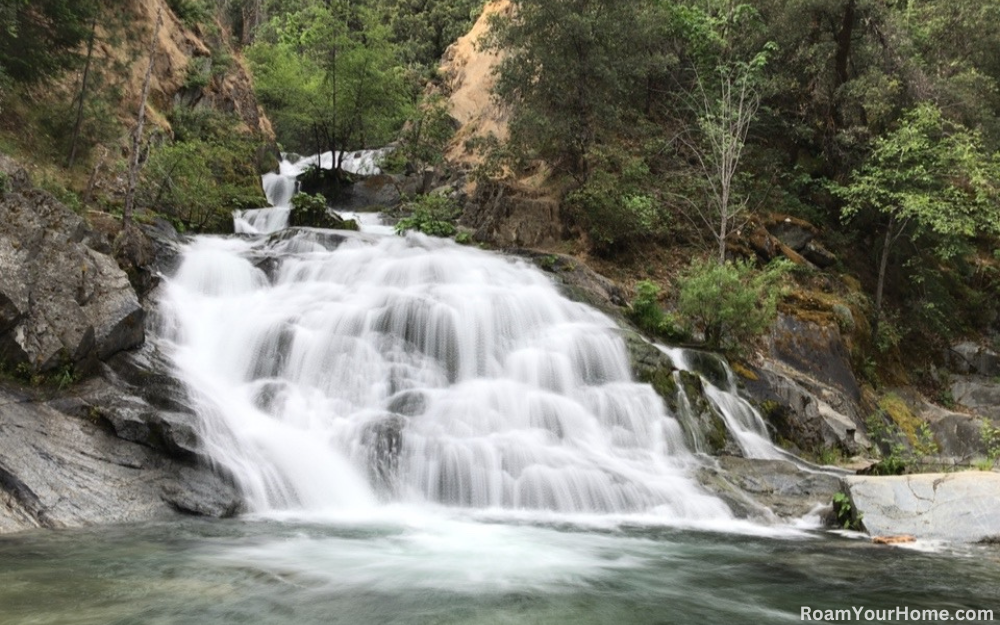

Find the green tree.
xmin=378 ymin=0 xmax=481 ymax=68
xmin=249 ymin=0 xmax=411 ymax=168
xmin=678 ymin=4 xmax=774 ymax=264
xmin=833 ymin=103 xmax=1000 ymax=339
xmin=483 ymin=0 xmax=647 ymax=179
xmin=0 ymin=0 xmax=99 ymax=84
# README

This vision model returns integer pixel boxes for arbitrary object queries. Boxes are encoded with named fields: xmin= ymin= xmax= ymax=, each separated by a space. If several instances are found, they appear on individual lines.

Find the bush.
xmin=139 ymin=136 xmax=266 ymax=232
xmin=168 ymin=0 xmax=212 ymax=26
xmin=629 ymin=280 xmax=689 ymax=342
xmin=395 ymin=194 xmax=460 ymax=237
xmin=564 ymin=151 xmax=668 ymax=256
xmin=676 ymin=258 xmax=790 ymax=352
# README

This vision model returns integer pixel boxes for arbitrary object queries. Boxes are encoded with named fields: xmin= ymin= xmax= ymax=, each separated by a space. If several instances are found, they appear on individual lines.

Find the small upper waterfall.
xmin=156 ymin=231 xmax=732 ymax=520
xmin=234 ymin=150 xmax=391 ymax=236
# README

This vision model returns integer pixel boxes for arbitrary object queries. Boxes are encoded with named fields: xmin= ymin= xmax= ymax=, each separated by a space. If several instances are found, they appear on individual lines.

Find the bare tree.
xmin=684 ymin=58 xmax=763 ymax=264
xmin=122 ymin=7 xmax=162 ymax=232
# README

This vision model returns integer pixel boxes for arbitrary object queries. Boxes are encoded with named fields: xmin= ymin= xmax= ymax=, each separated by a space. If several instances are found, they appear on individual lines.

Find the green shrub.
xmin=980 ymin=421 xmax=1000 ymax=468
xmin=629 ymin=280 xmax=689 ymax=342
xmin=139 ymin=136 xmax=267 ymax=232
xmin=395 ymin=194 xmax=460 ymax=237
xmin=168 ymin=0 xmax=212 ymax=26
xmin=291 ymin=192 xmax=327 ymax=220
xmin=565 ymin=167 xmax=668 ymax=256
xmin=676 ymin=258 xmax=789 ymax=352
xmin=832 ymin=491 xmax=863 ymax=530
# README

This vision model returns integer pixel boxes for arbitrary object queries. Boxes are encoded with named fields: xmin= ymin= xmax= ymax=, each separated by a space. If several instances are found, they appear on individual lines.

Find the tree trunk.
xmin=872 ymin=213 xmax=895 ymax=342
xmin=122 ymin=7 xmax=162 ymax=232
xmin=67 ymin=15 xmax=98 ymax=169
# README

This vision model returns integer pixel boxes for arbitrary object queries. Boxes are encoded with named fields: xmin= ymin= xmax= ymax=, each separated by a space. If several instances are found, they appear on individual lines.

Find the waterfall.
xmin=659 ymin=346 xmax=785 ymax=459
xmin=156 ymin=231 xmax=733 ymax=520
xmin=233 ymin=150 xmax=391 ymax=236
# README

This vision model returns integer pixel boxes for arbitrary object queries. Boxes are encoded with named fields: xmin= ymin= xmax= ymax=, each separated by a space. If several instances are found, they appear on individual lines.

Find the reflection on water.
xmin=1 ymin=516 xmax=998 ymax=625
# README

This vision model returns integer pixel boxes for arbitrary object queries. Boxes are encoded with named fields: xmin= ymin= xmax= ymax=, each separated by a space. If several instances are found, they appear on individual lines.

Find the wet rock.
xmin=387 ymin=391 xmax=427 ymax=417
xmin=681 ymin=349 xmax=730 ymax=389
xmin=0 ymin=384 xmax=239 ymax=533
xmin=842 ymin=473 xmax=1000 ymax=542
xmin=516 ymin=250 xmax=626 ymax=316
xmin=672 ymin=370 xmax=737 ymax=455
xmin=744 ymin=361 xmax=868 ymax=456
xmin=698 ymin=457 xmax=843 ymax=521
xmin=346 ymin=173 xmax=403 ymax=209
xmin=362 ymin=415 xmax=406 ymax=495
xmin=289 ymin=205 xmax=359 ymax=230
xmin=266 ymin=227 xmax=353 ymax=252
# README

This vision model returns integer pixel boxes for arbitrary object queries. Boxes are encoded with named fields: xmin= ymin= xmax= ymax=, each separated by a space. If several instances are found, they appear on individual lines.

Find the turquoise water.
xmin=1 ymin=515 xmax=998 ymax=625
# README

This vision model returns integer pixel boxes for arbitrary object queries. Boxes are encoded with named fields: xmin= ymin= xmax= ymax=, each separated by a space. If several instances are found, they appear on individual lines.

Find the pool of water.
xmin=2 ymin=512 xmax=998 ymax=625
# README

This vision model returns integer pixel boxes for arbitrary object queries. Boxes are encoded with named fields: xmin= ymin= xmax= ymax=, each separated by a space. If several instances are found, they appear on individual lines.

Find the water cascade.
xmin=158 ymin=231 xmax=734 ymax=520
xmin=233 ymin=150 xmax=391 ymax=236
xmin=659 ymin=346 xmax=785 ymax=459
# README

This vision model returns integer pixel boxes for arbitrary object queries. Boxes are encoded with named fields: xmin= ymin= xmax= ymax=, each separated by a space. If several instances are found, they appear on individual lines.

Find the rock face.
xmin=0 ymin=336 xmax=243 ymax=534
xmin=744 ymin=313 xmax=868 ymax=455
xmin=946 ymin=342 xmax=1000 ymax=377
xmin=0 ymin=158 xmax=242 ymax=533
xmin=463 ymin=180 xmax=563 ymax=247
xmin=842 ymin=473 xmax=1000 ymax=542
xmin=950 ymin=376 xmax=1000 ymax=421
xmin=0 ymin=155 xmax=144 ymax=373
xmin=700 ymin=456 xmax=844 ymax=521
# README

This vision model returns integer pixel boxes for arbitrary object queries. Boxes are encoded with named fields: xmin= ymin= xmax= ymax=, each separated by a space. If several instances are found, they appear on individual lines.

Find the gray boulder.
xmin=0 ymin=155 xmax=143 ymax=372
xmin=842 ymin=472 xmax=1000 ymax=542
xmin=699 ymin=456 xmax=844 ymax=521
xmin=950 ymin=375 xmax=1000 ymax=420
xmin=0 ymin=383 xmax=239 ymax=533
xmin=946 ymin=342 xmax=1000 ymax=377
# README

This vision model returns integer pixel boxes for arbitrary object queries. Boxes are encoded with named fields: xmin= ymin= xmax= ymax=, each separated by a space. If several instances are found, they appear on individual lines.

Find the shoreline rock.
xmin=842 ymin=472 xmax=1000 ymax=542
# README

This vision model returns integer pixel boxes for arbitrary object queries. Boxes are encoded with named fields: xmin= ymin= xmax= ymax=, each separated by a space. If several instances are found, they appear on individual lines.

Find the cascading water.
xmin=157 ymin=230 xmax=734 ymax=520
xmin=659 ymin=346 xmax=785 ymax=459
xmin=233 ymin=150 xmax=392 ymax=235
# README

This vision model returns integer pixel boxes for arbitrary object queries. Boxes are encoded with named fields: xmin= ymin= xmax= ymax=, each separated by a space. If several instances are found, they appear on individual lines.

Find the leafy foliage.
xmin=0 ymin=0 xmax=99 ymax=83
xmin=394 ymin=193 xmax=459 ymax=237
xmin=629 ymin=280 xmax=689 ymax=343
xmin=833 ymin=103 xmax=1000 ymax=339
xmin=676 ymin=258 xmax=789 ymax=352
xmin=138 ymin=113 xmax=267 ymax=233
xmin=831 ymin=491 xmax=862 ymax=531
xmin=247 ymin=1 xmax=412 ymax=162
xmin=563 ymin=146 xmax=670 ymax=255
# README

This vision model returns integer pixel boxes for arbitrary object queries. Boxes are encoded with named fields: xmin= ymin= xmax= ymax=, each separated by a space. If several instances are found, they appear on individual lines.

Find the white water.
xmin=659 ymin=345 xmax=784 ymax=459
xmin=157 ymin=231 xmax=733 ymax=522
xmin=234 ymin=151 xmax=392 ymax=235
